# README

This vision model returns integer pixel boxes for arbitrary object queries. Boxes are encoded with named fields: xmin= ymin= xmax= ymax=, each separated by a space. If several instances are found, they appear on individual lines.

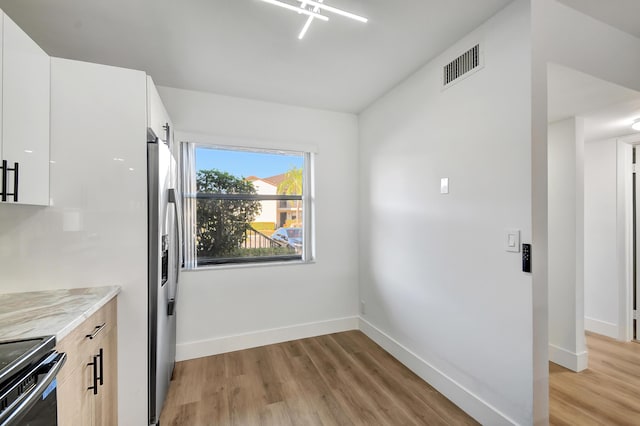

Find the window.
xmin=181 ymin=143 xmax=313 ymax=267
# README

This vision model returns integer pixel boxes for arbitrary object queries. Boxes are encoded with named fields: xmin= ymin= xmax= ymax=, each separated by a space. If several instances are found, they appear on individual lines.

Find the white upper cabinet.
xmin=1 ymin=12 xmax=50 ymax=206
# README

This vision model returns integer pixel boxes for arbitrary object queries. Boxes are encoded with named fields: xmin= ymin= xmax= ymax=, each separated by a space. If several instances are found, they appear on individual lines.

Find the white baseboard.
xmin=358 ymin=318 xmax=516 ymax=425
xmin=548 ymin=343 xmax=588 ymax=372
xmin=176 ymin=316 xmax=359 ymax=361
xmin=584 ymin=317 xmax=618 ymax=339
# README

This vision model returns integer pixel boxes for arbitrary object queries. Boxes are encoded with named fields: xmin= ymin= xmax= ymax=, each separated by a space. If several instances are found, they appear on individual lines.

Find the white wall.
xmin=531 ymin=3 xmax=550 ymax=423
xmin=0 ymin=58 xmax=148 ymax=426
xmin=547 ymin=117 xmax=586 ymax=371
xmin=358 ymin=1 xmax=533 ymax=424
xmin=584 ymin=138 xmax=619 ymax=337
xmin=157 ymin=86 xmax=360 ymax=360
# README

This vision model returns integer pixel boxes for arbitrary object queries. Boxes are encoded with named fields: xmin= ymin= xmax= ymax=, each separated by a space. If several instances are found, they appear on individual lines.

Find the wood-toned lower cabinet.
xmin=93 ymin=324 xmax=117 ymax=426
xmin=56 ymin=298 xmax=118 ymax=425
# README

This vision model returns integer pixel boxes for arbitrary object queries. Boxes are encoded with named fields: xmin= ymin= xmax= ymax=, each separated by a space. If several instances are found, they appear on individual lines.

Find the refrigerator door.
xmin=147 ymin=140 xmax=176 ymax=425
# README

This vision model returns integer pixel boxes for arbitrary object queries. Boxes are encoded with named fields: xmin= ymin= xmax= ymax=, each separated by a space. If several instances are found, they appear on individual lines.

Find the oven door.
xmin=0 ymin=351 xmax=67 ymax=426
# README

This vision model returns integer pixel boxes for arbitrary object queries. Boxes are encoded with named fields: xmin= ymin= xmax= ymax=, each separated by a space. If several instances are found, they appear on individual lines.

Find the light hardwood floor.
xmin=159 ymin=330 xmax=478 ymax=425
xmin=550 ymin=332 xmax=640 ymax=425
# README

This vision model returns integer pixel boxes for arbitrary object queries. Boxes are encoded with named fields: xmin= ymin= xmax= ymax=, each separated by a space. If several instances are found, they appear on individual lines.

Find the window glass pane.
xmin=191 ymin=146 xmax=305 ymax=266
xmin=196 ymin=199 xmax=302 ymax=265
xmin=196 ymin=148 xmax=303 ymax=195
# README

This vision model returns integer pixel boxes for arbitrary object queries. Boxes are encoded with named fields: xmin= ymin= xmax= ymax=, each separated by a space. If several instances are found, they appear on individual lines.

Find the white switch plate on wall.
xmin=440 ymin=178 xmax=449 ymax=194
xmin=505 ymin=229 xmax=520 ymax=252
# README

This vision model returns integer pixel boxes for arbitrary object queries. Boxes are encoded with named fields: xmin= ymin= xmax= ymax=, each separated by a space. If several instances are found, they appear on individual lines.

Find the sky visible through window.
xmin=196 ymin=147 xmax=303 ymax=179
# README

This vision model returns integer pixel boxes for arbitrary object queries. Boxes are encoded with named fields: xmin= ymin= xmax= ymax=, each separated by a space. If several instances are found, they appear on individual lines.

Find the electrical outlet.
xmin=360 ymin=300 xmax=366 ymax=315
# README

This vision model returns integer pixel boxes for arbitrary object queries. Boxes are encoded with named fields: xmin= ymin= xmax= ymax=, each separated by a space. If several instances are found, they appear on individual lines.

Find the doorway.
xmin=547 ymin=63 xmax=640 ymax=423
xmin=547 ymin=63 xmax=640 ymax=359
xmin=635 ymin=145 xmax=638 ymax=340
xmin=623 ymin=138 xmax=640 ymax=341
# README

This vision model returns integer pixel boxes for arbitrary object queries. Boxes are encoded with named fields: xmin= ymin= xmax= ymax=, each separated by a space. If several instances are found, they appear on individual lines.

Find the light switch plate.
xmin=440 ymin=178 xmax=449 ymax=194
xmin=505 ymin=229 xmax=521 ymax=252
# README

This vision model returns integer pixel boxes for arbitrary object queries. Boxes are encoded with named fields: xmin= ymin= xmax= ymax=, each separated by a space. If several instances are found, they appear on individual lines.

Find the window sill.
xmin=182 ymin=258 xmax=316 ymax=272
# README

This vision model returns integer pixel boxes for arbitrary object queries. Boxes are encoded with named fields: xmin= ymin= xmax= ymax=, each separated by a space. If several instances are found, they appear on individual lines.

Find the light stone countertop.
xmin=0 ymin=286 xmax=120 ymax=342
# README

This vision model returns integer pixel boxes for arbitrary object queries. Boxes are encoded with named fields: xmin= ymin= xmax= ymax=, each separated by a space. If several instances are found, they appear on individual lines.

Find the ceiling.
xmin=0 ymin=0 xmax=513 ymax=113
xmin=548 ymin=63 xmax=640 ymax=142
xmin=549 ymin=2 xmax=640 ymax=142
xmin=557 ymin=0 xmax=640 ymax=39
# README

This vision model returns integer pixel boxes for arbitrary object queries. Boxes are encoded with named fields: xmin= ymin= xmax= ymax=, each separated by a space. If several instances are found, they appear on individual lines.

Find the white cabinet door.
xmin=2 ymin=13 xmax=50 ymax=206
xmin=0 ymin=14 xmax=3 ymax=181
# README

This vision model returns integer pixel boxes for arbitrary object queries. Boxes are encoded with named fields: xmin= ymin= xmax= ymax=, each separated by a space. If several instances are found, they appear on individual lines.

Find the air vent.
xmin=443 ymin=44 xmax=482 ymax=89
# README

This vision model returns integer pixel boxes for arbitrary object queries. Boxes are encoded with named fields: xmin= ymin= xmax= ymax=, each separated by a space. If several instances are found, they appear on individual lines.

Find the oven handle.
xmin=0 ymin=351 xmax=67 ymax=426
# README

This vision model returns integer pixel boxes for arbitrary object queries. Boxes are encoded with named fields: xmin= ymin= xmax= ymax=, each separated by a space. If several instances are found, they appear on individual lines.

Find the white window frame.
xmin=180 ymin=138 xmax=315 ymax=269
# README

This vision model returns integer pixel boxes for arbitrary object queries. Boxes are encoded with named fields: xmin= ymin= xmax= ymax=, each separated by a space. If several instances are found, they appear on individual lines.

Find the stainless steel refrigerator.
xmin=147 ymin=131 xmax=181 ymax=425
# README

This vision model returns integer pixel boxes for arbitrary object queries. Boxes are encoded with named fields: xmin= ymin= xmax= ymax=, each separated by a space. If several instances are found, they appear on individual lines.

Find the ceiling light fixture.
xmin=258 ymin=0 xmax=329 ymax=21
xmin=258 ymin=0 xmax=368 ymax=40
xmin=633 ymin=119 xmax=640 ymax=131
xmin=298 ymin=0 xmax=323 ymax=39
xmin=294 ymin=0 xmax=368 ymax=23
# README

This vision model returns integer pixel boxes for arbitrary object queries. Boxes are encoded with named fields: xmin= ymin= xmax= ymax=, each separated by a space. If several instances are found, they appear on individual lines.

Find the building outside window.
xmin=180 ymin=143 xmax=313 ymax=267
xmin=247 ymin=174 xmax=303 ymax=228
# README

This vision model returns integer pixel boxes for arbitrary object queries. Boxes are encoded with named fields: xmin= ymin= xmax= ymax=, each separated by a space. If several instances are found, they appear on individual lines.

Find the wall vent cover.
xmin=443 ymin=44 xmax=483 ymax=89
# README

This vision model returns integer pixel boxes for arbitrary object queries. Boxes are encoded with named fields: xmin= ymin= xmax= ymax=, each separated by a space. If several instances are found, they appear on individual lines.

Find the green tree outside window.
xmin=196 ymin=169 xmax=261 ymax=257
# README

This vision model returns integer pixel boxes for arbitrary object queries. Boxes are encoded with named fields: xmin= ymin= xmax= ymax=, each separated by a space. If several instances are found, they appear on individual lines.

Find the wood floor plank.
xmin=330 ymin=331 xmax=364 ymax=355
xmin=253 ymin=346 xmax=285 ymax=405
xmin=279 ymin=380 xmax=327 ymax=426
xmin=227 ymin=374 xmax=264 ymax=425
xmin=300 ymin=337 xmax=389 ymax=425
xmin=193 ymin=381 xmax=230 ymax=426
xmin=353 ymin=335 xmax=475 ymax=425
xmin=159 ymin=331 xmax=477 ymax=426
xmin=318 ymin=334 xmax=421 ymax=425
xmin=549 ymin=333 xmax=640 ymax=426
xmin=548 ymin=388 xmax=603 ymax=426
xmin=258 ymin=401 xmax=294 ymax=426
xmin=281 ymin=339 xmax=305 ymax=359
xmin=224 ymin=351 xmax=245 ymax=377
xmin=350 ymin=350 xmax=468 ymax=426
xmin=162 ymin=401 xmax=199 ymax=426
xmin=283 ymin=354 xmax=353 ymax=425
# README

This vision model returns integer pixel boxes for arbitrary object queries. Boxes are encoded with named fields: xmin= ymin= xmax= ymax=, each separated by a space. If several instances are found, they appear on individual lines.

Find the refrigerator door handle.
xmin=168 ymin=188 xmax=183 ymax=316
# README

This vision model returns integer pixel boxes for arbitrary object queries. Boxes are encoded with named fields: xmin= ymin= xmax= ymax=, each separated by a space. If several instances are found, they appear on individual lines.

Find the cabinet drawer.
xmin=56 ymin=298 xmax=117 ymax=385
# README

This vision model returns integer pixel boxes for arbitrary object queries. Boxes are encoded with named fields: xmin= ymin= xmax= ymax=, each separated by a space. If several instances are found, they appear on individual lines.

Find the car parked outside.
xmin=271 ymin=227 xmax=302 ymax=253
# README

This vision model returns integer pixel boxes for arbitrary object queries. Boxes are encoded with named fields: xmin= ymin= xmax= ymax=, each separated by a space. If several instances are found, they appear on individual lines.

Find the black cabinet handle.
xmin=98 ymin=348 xmax=104 ymax=386
xmin=1 ymin=160 xmax=6 ymax=202
xmin=88 ymin=355 xmax=99 ymax=395
xmin=0 ymin=160 xmax=19 ymax=202
xmin=85 ymin=323 xmax=106 ymax=340
xmin=12 ymin=162 xmax=18 ymax=202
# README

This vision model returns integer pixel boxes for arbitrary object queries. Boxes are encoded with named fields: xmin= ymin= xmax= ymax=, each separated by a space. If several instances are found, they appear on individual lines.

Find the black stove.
xmin=0 ymin=337 xmax=55 ymax=382
xmin=0 ymin=336 xmax=66 ymax=426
